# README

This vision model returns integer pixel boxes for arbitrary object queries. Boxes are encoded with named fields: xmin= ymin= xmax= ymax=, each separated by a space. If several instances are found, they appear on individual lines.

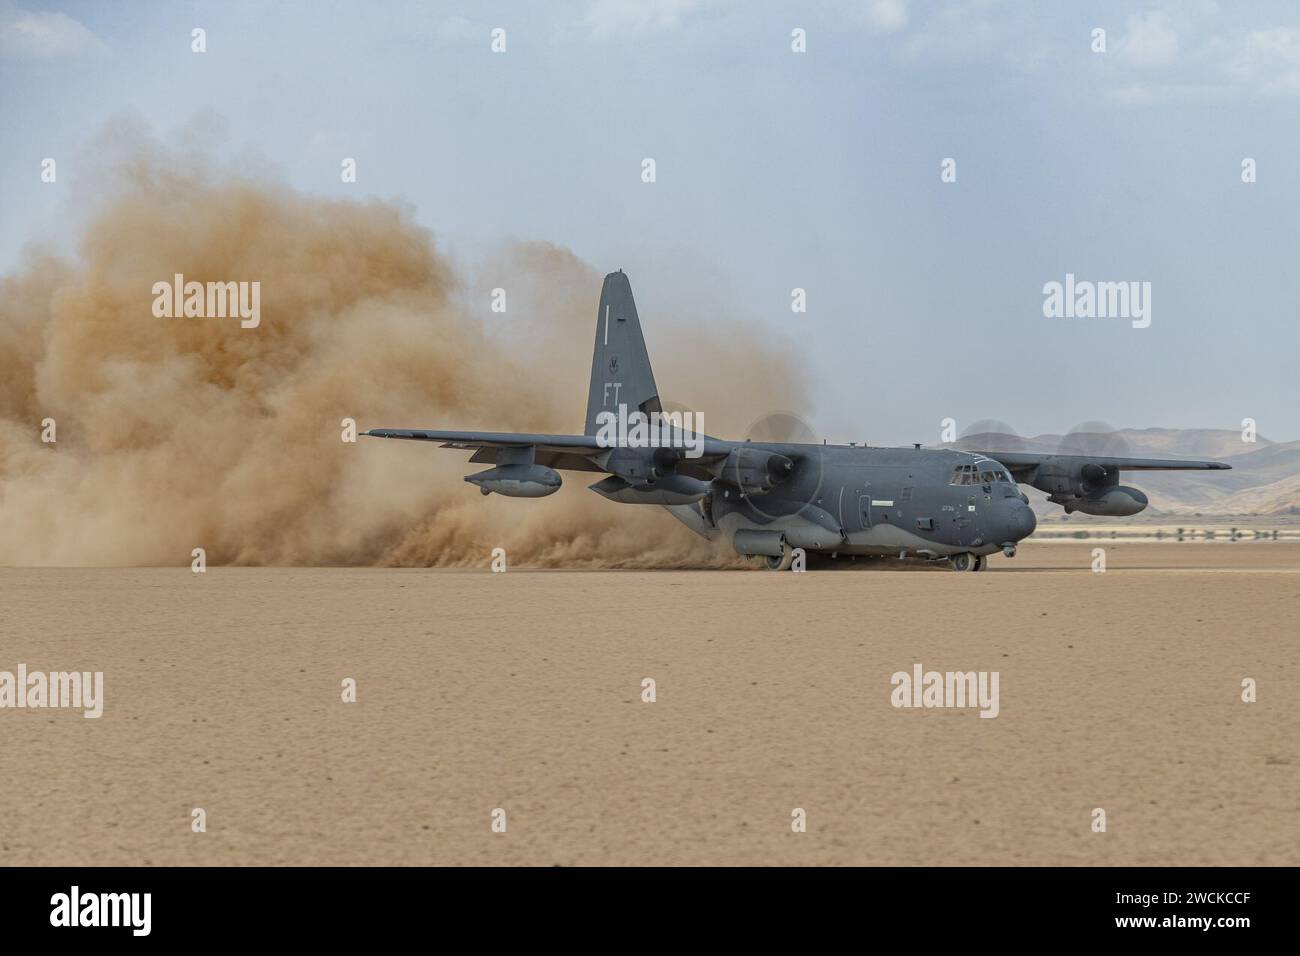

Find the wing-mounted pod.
xmin=1057 ymin=485 xmax=1148 ymax=516
xmin=589 ymin=473 xmax=710 ymax=505
xmin=465 ymin=445 xmax=562 ymax=497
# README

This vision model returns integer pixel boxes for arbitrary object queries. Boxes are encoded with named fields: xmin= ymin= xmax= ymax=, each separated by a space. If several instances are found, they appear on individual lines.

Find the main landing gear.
xmin=764 ymin=541 xmax=795 ymax=572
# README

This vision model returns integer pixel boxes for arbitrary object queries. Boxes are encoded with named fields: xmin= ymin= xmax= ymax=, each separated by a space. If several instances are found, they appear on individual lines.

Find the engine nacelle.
xmin=603 ymin=446 xmax=682 ymax=486
xmin=1032 ymin=458 xmax=1120 ymax=499
xmin=719 ymin=447 xmax=795 ymax=495
xmin=465 ymin=464 xmax=561 ymax=497
xmin=1056 ymin=485 xmax=1149 ymax=516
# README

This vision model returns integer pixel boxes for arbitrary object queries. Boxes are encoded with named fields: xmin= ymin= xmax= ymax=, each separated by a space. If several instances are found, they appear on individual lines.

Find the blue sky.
xmin=2 ymin=0 xmax=1298 ymax=442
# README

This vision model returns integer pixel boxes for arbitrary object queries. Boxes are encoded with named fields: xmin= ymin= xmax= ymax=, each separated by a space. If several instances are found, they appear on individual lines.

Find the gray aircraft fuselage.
xmin=666 ymin=443 xmax=1036 ymax=564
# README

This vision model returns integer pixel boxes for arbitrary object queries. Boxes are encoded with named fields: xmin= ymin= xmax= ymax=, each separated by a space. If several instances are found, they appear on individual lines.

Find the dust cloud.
xmin=0 ymin=128 xmax=809 ymax=568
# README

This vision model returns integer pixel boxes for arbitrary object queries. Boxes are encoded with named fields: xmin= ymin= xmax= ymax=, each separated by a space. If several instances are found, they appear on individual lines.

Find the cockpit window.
xmin=950 ymin=463 xmax=1012 ymax=485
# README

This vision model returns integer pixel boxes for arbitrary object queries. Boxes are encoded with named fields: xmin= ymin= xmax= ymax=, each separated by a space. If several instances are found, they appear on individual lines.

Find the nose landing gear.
xmin=949 ymin=552 xmax=986 ymax=572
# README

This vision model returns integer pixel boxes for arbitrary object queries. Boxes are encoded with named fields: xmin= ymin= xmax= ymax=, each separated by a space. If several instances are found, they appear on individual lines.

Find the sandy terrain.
xmin=1 ymin=541 xmax=1297 ymax=866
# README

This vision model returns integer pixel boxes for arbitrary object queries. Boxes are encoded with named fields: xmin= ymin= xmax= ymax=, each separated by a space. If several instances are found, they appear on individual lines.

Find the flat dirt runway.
xmin=2 ymin=542 xmax=1297 ymax=866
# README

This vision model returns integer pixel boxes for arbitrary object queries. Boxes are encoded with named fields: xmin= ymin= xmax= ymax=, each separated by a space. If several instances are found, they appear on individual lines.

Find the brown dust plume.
xmin=0 ymin=140 xmax=809 ymax=568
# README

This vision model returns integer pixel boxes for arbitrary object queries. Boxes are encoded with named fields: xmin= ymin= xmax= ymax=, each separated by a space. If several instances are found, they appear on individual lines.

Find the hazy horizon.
xmin=3 ymin=0 xmax=1298 ymax=443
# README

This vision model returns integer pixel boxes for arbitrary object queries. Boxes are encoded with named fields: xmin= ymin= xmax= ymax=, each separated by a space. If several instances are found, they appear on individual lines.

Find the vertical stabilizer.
xmin=584 ymin=271 xmax=661 ymax=436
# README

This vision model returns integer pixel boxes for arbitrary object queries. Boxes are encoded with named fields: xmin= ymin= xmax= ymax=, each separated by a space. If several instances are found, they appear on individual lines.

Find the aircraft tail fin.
xmin=584 ymin=270 xmax=661 ymax=436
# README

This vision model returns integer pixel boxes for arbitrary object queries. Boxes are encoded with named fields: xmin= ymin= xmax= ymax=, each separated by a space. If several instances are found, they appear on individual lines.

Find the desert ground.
xmin=1 ymin=541 xmax=1297 ymax=866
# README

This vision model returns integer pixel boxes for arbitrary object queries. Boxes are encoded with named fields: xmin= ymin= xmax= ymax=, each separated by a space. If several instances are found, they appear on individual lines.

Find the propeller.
xmin=1056 ymin=421 xmax=1130 ymax=473
xmin=744 ymin=411 xmax=819 ymax=445
xmin=737 ymin=410 xmax=825 ymax=521
xmin=1055 ymin=421 xmax=1132 ymax=500
xmin=953 ymin=419 xmax=1028 ymax=455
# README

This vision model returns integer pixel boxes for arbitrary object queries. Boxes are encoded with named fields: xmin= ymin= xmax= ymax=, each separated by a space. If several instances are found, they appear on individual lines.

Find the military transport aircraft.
xmin=365 ymin=271 xmax=1230 ymax=571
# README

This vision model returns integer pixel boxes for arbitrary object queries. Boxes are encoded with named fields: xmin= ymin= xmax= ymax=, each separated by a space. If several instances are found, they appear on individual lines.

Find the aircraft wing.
xmin=366 ymin=428 xmax=610 ymax=454
xmin=973 ymin=451 xmax=1231 ymax=478
xmin=365 ymin=429 xmax=614 ymax=473
xmin=364 ymin=428 xmax=734 ymax=474
xmin=977 ymin=452 xmax=1227 ymax=489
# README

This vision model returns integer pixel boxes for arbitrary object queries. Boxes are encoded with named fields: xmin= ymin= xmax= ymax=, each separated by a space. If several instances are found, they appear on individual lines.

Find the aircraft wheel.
xmin=764 ymin=541 xmax=795 ymax=572
xmin=973 ymin=555 xmax=986 ymax=572
xmin=949 ymin=552 xmax=975 ymax=572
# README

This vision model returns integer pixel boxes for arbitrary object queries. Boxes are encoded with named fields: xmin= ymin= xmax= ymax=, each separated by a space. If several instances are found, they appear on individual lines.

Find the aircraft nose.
xmin=1007 ymin=500 xmax=1036 ymax=540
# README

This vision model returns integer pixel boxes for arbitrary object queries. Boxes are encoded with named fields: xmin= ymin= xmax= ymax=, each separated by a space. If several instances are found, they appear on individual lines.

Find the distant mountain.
xmin=941 ymin=428 xmax=1299 ymax=516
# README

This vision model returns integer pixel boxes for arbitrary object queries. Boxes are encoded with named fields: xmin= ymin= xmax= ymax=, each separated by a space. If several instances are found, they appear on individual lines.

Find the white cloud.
xmin=583 ymin=0 xmax=907 ymax=39
xmin=0 ymin=5 xmax=108 ymax=59
xmin=1120 ymin=11 xmax=1180 ymax=69
xmin=1230 ymin=27 xmax=1300 ymax=95
xmin=900 ymin=1 xmax=1003 ymax=65
xmin=584 ymin=0 xmax=710 ymax=36
xmin=864 ymin=0 xmax=910 ymax=33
